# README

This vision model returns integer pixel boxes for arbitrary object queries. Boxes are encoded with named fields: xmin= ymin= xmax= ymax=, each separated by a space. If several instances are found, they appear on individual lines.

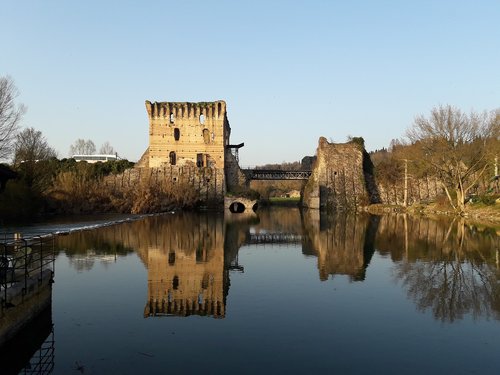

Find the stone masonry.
xmin=142 ymin=100 xmax=247 ymax=204
xmin=303 ymin=137 xmax=378 ymax=210
xmin=146 ymin=100 xmax=229 ymax=169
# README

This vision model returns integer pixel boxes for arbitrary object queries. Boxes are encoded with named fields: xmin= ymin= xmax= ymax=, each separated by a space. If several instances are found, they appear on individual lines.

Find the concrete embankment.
xmin=0 ymin=269 xmax=53 ymax=347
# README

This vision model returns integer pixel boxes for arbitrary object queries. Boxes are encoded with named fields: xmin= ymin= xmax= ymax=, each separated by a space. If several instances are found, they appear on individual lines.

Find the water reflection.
xmin=142 ymin=214 xmax=228 ymax=318
xmin=54 ymin=209 xmax=500 ymax=323
xmin=302 ymin=210 xmax=379 ymax=281
xmin=378 ymin=215 xmax=500 ymax=322
xmin=0 ymin=304 xmax=54 ymax=375
xmin=57 ymin=226 xmax=135 ymax=272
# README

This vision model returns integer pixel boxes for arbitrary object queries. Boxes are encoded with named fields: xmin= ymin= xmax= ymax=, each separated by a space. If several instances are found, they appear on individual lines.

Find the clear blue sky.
xmin=2 ymin=0 xmax=499 ymax=165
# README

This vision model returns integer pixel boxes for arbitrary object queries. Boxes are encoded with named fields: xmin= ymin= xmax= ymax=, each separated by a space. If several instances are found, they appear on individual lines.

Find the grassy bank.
xmin=260 ymin=197 xmax=301 ymax=207
xmin=365 ymin=201 xmax=500 ymax=230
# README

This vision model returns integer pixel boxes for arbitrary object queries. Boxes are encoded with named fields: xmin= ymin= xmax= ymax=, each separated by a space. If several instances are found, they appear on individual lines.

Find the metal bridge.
xmin=242 ymin=169 xmax=312 ymax=180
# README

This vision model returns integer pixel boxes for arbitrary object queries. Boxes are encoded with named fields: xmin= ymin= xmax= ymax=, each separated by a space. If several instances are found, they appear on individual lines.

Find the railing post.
xmin=39 ymin=235 xmax=43 ymax=284
xmin=1 ymin=242 xmax=7 ymax=308
xmin=22 ymin=237 xmax=28 ymax=296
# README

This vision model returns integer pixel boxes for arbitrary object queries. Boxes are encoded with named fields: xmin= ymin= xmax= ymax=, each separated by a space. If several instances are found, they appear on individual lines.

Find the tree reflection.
xmin=388 ymin=215 xmax=500 ymax=322
xmin=56 ymin=227 xmax=134 ymax=272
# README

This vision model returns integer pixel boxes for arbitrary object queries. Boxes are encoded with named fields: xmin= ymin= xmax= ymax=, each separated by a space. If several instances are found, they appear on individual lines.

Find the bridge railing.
xmin=1 ymin=234 xmax=55 ymax=309
xmin=241 ymin=168 xmax=312 ymax=180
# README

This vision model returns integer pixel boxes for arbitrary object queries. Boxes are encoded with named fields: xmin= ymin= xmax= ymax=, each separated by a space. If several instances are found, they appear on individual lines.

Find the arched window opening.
xmin=229 ymin=201 xmax=245 ymax=213
xmin=202 ymin=129 xmax=210 ymax=144
xmin=172 ymin=276 xmax=179 ymax=290
xmin=196 ymin=246 xmax=204 ymax=263
xmin=217 ymin=103 xmax=222 ymax=117
xmin=169 ymin=151 xmax=176 ymax=165
xmin=169 ymin=112 xmax=174 ymax=123
xmin=199 ymin=114 xmax=205 ymax=124
xmin=196 ymin=153 xmax=204 ymax=167
xmin=201 ymin=274 xmax=209 ymax=290
xmin=174 ymin=128 xmax=180 ymax=141
xmin=168 ymin=252 xmax=175 ymax=265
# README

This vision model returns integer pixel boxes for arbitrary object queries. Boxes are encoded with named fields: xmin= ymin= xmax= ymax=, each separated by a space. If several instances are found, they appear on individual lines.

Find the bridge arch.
xmin=224 ymin=197 xmax=258 ymax=214
xmin=229 ymin=201 xmax=245 ymax=213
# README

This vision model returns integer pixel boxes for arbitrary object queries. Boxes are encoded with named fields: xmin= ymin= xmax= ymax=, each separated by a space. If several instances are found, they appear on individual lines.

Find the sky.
xmin=1 ymin=0 xmax=499 ymax=165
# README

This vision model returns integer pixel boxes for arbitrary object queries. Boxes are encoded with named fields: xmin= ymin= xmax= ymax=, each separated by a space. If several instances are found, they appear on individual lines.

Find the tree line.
xmin=0 ymin=76 xmax=133 ymax=217
xmin=371 ymin=105 xmax=499 ymax=212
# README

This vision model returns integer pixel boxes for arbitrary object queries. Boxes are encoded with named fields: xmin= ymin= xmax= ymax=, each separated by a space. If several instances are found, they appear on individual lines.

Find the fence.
xmin=1 ymin=234 xmax=55 ymax=310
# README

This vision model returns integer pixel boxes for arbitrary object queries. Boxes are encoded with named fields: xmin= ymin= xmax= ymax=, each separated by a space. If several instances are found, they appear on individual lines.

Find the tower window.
xmin=174 ymin=128 xmax=180 ymax=141
xmin=169 ymin=151 xmax=176 ymax=165
xmin=197 ymin=153 xmax=204 ymax=167
xmin=203 ymin=129 xmax=210 ymax=144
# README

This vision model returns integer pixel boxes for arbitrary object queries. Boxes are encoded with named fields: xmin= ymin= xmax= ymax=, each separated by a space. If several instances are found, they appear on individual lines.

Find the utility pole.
xmin=403 ymin=159 xmax=408 ymax=207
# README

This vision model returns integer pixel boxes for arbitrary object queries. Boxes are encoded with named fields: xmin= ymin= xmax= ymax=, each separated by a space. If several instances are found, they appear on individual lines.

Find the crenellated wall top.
xmin=145 ymin=100 xmax=227 ymax=120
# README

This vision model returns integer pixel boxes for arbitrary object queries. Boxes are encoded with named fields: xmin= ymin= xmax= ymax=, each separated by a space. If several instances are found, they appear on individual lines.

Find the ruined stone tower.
xmin=146 ymin=100 xmax=230 ymax=169
xmin=303 ymin=137 xmax=378 ymax=210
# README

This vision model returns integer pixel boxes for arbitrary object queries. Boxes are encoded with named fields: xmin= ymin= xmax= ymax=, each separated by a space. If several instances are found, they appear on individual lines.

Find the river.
xmin=2 ymin=207 xmax=500 ymax=374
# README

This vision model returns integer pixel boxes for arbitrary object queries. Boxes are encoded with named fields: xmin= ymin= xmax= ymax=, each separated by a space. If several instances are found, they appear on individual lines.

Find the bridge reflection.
xmin=245 ymin=233 xmax=303 ymax=245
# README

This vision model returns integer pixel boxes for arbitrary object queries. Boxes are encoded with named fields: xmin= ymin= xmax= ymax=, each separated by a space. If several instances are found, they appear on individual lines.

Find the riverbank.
xmin=366 ymin=202 xmax=500 ymax=229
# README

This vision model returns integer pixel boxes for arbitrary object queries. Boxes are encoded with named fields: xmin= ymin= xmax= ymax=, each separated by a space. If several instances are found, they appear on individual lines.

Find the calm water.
xmin=5 ymin=208 xmax=500 ymax=374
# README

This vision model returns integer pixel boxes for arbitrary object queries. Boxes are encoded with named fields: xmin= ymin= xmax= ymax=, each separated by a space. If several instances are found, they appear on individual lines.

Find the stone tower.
xmin=145 ymin=100 xmax=230 ymax=169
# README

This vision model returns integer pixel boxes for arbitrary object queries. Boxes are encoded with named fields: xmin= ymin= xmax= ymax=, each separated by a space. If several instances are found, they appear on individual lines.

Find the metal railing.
xmin=20 ymin=328 xmax=55 ymax=375
xmin=242 ymin=169 xmax=312 ymax=180
xmin=1 ymin=234 xmax=55 ymax=309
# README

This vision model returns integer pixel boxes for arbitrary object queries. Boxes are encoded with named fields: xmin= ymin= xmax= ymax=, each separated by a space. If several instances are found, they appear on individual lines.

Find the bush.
xmin=0 ymin=180 xmax=42 ymax=217
xmin=468 ymin=194 xmax=499 ymax=206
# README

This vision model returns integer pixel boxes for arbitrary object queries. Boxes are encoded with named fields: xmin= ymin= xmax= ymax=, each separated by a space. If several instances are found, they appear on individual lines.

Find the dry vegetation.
xmin=46 ymin=168 xmax=199 ymax=214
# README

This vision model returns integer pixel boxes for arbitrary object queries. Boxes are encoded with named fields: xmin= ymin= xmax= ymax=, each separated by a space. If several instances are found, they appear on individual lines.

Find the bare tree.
xmin=99 ymin=141 xmax=115 ymax=155
xmin=407 ymin=105 xmax=499 ymax=212
xmin=83 ymin=139 xmax=96 ymax=155
xmin=69 ymin=138 xmax=96 ymax=156
xmin=14 ymin=127 xmax=57 ymax=190
xmin=0 ymin=76 xmax=26 ymax=160
xmin=14 ymin=127 xmax=56 ymax=164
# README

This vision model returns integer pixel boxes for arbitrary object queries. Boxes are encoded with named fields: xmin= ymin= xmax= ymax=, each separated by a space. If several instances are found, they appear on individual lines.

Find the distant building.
xmin=72 ymin=154 xmax=118 ymax=163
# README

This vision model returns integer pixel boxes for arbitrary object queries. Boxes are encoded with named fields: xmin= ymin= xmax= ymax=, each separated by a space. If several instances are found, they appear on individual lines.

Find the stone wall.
xmin=376 ymin=176 xmax=442 ymax=206
xmin=303 ymin=137 xmax=377 ymax=210
xmin=104 ymin=166 xmax=226 ymax=206
xmin=224 ymin=149 xmax=249 ymax=192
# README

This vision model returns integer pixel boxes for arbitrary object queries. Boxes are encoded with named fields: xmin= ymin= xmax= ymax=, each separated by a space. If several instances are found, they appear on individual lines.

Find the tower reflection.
xmin=142 ymin=214 xmax=228 ymax=318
